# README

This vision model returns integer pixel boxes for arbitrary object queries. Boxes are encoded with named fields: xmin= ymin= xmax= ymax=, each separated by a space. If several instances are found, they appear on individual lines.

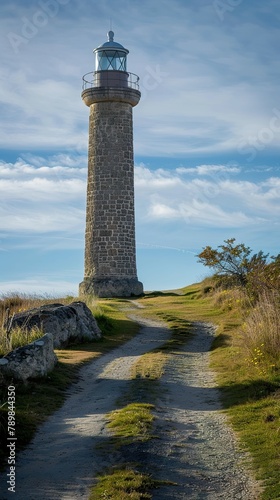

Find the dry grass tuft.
xmin=0 ymin=293 xmax=76 ymax=357
xmin=0 ymin=325 xmax=43 ymax=356
xmin=239 ymin=291 xmax=280 ymax=373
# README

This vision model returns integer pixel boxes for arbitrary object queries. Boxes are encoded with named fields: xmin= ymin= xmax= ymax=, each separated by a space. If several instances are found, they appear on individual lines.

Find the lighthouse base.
xmin=79 ymin=277 xmax=144 ymax=298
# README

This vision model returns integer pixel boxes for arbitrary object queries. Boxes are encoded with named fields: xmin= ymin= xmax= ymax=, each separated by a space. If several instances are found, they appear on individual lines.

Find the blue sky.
xmin=0 ymin=0 xmax=280 ymax=295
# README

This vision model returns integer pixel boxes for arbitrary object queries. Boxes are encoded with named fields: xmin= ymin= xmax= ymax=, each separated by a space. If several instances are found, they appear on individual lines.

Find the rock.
xmin=6 ymin=301 xmax=102 ymax=349
xmin=0 ymin=334 xmax=57 ymax=382
xmin=0 ymin=302 xmax=102 ymax=382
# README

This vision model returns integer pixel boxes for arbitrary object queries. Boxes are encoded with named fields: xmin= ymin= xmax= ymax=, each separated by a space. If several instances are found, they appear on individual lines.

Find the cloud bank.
xmin=0 ymin=156 xmax=279 ymax=248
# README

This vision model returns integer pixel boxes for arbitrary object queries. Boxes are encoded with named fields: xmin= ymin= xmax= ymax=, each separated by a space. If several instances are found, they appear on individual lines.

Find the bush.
xmin=247 ymin=254 xmax=280 ymax=299
xmin=197 ymin=238 xmax=268 ymax=287
xmin=197 ymin=238 xmax=271 ymax=291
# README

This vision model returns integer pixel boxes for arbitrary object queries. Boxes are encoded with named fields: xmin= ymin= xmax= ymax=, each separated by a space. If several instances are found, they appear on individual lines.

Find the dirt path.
xmin=141 ymin=322 xmax=261 ymax=499
xmin=0 ymin=316 xmax=170 ymax=500
xmin=0 ymin=311 xmax=261 ymax=499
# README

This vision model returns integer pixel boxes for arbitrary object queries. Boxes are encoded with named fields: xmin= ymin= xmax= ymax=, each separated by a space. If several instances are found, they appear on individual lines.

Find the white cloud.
xmin=0 ymin=156 xmax=279 ymax=241
xmin=0 ymin=157 xmax=86 ymax=233
xmin=0 ymin=279 xmax=77 ymax=297
xmin=135 ymin=164 xmax=182 ymax=188
xmin=135 ymin=163 xmax=280 ymax=228
xmin=218 ymin=179 xmax=280 ymax=216
xmin=0 ymin=205 xmax=84 ymax=232
xmin=176 ymin=164 xmax=241 ymax=176
xmin=0 ymin=178 xmax=85 ymax=199
xmin=148 ymin=203 xmax=179 ymax=219
xmin=1 ymin=0 xmax=280 ymax=155
xmin=146 ymin=197 xmax=254 ymax=228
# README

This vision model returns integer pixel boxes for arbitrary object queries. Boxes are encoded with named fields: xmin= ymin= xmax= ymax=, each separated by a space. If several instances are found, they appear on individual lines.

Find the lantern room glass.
xmin=96 ymin=50 xmax=127 ymax=71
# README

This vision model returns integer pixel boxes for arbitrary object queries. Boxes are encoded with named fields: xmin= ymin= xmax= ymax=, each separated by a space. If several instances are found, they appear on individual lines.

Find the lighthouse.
xmin=79 ymin=31 xmax=143 ymax=298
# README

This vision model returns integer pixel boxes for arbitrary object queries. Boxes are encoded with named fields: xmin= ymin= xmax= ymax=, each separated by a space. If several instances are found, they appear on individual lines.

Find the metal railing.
xmin=82 ymin=71 xmax=140 ymax=91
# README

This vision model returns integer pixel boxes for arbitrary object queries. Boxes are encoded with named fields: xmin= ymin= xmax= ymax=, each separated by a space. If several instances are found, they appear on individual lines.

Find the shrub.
xmin=197 ymin=238 xmax=274 ymax=295
xmin=197 ymin=238 xmax=269 ymax=287
xmin=247 ymin=253 xmax=280 ymax=299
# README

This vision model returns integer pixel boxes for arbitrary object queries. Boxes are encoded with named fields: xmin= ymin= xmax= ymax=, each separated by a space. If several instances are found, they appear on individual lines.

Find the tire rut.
xmin=143 ymin=322 xmax=262 ymax=499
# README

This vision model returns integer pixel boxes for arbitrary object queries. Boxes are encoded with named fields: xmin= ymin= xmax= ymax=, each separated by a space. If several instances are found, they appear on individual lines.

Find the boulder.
xmin=0 ymin=334 xmax=57 ymax=382
xmin=6 ymin=301 xmax=102 ymax=349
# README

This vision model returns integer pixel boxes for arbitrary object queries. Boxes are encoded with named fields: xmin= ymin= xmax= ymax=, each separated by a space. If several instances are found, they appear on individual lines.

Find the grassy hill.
xmin=0 ymin=281 xmax=279 ymax=499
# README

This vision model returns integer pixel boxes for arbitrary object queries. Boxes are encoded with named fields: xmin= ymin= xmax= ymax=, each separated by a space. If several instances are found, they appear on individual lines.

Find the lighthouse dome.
xmin=98 ymin=31 xmax=128 ymax=51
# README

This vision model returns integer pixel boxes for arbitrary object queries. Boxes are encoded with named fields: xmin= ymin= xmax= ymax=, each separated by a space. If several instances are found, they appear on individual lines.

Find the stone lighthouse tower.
xmin=79 ymin=31 xmax=143 ymax=298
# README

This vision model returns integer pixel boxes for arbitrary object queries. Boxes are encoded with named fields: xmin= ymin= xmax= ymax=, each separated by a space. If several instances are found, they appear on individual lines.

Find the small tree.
xmin=197 ymin=238 xmax=268 ymax=287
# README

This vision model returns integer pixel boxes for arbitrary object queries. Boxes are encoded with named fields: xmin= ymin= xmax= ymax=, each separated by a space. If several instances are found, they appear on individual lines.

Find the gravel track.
xmin=0 ymin=310 xmax=262 ymax=499
xmin=143 ymin=322 xmax=262 ymax=499
xmin=0 ymin=315 xmax=170 ymax=500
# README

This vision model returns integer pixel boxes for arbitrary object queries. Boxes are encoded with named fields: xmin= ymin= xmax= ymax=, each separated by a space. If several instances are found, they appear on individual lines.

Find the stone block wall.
xmin=84 ymin=100 xmax=137 ymax=280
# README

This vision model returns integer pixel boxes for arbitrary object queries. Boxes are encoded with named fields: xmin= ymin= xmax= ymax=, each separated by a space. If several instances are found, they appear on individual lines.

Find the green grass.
xmin=106 ymin=403 xmax=155 ymax=444
xmin=228 ymin=396 xmax=280 ymax=499
xmin=130 ymin=351 xmax=168 ymax=380
xmin=90 ymin=468 xmax=159 ymax=500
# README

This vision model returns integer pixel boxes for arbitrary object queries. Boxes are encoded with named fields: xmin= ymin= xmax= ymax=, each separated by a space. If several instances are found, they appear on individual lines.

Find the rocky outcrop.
xmin=6 ymin=301 xmax=102 ymax=349
xmin=0 ymin=334 xmax=57 ymax=382
xmin=0 ymin=302 xmax=102 ymax=381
